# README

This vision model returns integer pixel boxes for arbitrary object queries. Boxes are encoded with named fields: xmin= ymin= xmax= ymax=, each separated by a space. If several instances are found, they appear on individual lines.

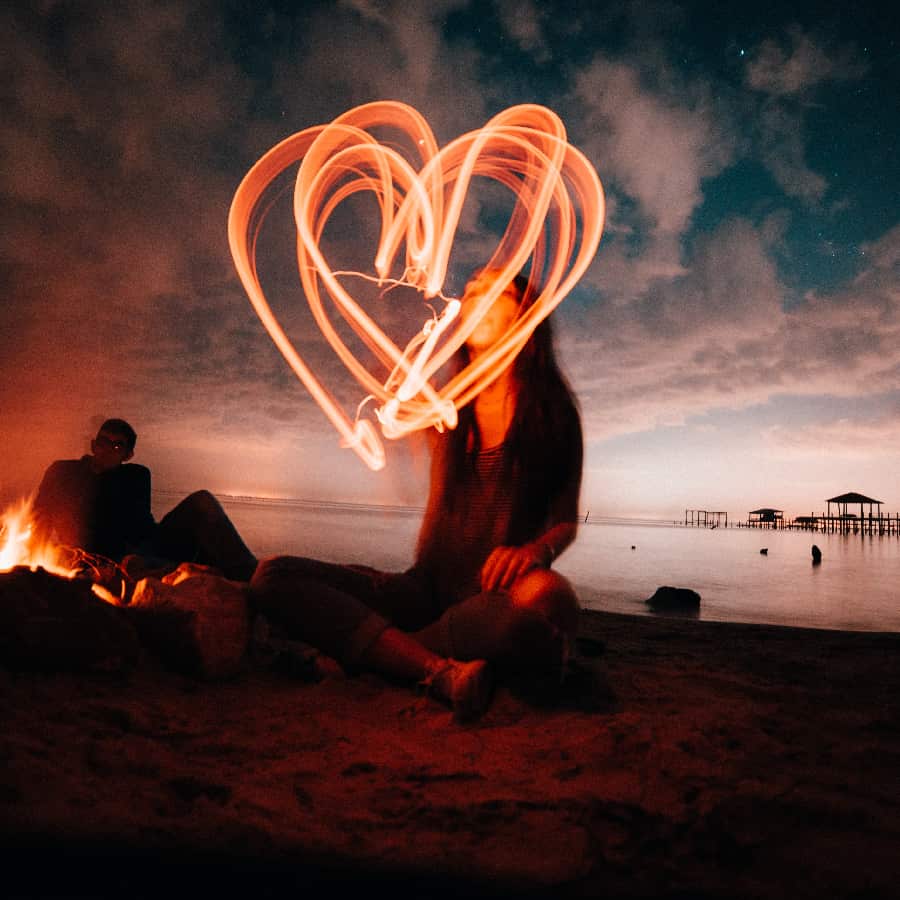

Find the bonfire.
xmin=0 ymin=496 xmax=124 ymax=604
xmin=1 ymin=497 xmax=251 ymax=679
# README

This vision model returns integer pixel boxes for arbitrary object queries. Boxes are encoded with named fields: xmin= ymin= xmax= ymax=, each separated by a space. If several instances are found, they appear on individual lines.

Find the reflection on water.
xmin=559 ymin=522 xmax=900 ymax=633
xmin=174 ymin=496 xmax=899 ymax=634
xmin=225 ymin=499 xmax=422 ymax=573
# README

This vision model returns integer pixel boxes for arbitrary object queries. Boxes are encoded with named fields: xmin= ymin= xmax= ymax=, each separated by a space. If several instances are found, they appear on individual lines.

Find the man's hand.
xmin=480 ymin=542 xmax=551 ymax=592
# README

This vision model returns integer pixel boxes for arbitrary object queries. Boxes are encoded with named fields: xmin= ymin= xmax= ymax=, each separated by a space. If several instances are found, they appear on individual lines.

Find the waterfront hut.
xmin=748 ymin=508 xmax=783 ymax=528
xmin=826 ymin=492 xmax=882 ymax=524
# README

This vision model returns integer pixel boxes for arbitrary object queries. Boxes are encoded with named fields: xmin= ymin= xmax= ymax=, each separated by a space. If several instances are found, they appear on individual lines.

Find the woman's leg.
xmin=366 ymin=628 xmax=492 ymax=723
xmin=249 ymin=557 xmax=492 ymax=721
xmin=414 ymin=570 xmax=578 ymax=676
xmin=509 ymin=569 xmax=580 ymax=639
xmin=250 ymin=556 xmax=390 ymax=664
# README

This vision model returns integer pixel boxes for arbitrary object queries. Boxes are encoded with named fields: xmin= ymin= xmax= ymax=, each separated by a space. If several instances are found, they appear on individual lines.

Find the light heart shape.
xmin=228 ymin=101 xmax=605 ymax=470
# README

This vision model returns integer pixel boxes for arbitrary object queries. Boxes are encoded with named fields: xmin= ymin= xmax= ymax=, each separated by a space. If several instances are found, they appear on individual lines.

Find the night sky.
xmin=2 ymin=0 xmax=898 ymax=520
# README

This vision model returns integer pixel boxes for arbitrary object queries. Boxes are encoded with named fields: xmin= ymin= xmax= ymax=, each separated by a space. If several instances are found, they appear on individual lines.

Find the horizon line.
xmin=151 ymin=489 xmax=898 ymax=521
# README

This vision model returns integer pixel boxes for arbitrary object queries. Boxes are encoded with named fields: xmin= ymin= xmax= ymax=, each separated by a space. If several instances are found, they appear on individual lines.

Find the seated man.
xmin=33 ymin=418 xmax=257 ymax=582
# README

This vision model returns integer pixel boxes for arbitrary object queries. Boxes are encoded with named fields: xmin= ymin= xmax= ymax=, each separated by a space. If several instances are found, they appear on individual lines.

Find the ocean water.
xmin=181 ymin=496 xmax=900 ymax=634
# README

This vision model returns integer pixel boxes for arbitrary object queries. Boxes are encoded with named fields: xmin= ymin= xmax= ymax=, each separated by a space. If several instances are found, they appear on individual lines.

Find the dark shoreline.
xmin=3 ymin=608 xmax=899 ymax=898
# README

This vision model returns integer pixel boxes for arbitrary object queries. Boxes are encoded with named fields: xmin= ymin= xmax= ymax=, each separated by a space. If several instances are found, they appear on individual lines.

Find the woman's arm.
xmin=531 ymin=519 xmax=578 ymax=565
xmin=478 ymin=522 xmax=574 ymax=591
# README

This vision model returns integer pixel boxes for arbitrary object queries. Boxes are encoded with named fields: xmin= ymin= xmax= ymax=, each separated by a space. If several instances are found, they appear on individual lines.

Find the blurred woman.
xmin=250 ymin=269 xmax=583 ymax=721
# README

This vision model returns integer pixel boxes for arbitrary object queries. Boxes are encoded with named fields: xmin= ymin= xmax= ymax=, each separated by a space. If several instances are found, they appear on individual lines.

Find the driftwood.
xmin=0 ymin=567 xmax=139 ymax=672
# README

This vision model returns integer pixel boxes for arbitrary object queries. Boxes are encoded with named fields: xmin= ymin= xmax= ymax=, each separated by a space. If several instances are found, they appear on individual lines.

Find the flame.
xmin=0 ymin=497 xmax=122 ymax=605
xmin=0 ymin=496 xmax=71 ymax=577
xmin=229 ymin=101 xmax=605 ymax=470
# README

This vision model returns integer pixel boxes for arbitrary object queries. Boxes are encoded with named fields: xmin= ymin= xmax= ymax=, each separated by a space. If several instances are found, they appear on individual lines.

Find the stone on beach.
xmin=127 ymin=562 xmax=250 ymax=680
xmin=645 ymin=585 xmax=701 ymax=610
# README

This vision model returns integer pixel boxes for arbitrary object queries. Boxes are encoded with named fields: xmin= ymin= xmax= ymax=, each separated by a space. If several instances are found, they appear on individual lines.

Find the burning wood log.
xmin=0 ymin=566 xmax=139 ymax=672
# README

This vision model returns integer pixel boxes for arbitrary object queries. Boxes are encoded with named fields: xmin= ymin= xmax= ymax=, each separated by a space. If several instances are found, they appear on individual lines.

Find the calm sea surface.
xmin=160 ymin=496 xmax=900 ymax=634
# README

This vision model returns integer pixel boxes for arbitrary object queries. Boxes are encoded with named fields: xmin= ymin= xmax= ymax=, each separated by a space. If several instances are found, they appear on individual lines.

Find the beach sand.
xmin=2 ymin=607 xmax=899 ymax=898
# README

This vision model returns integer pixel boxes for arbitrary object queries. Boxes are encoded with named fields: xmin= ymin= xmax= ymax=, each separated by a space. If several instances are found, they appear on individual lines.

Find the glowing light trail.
xmin=229 ymin=102 xmax=605 ymax=470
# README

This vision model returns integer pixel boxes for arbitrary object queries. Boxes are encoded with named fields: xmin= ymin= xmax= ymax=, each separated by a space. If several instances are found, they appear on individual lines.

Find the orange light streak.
xmin=228 ymin=101 xmax=605 ymax=470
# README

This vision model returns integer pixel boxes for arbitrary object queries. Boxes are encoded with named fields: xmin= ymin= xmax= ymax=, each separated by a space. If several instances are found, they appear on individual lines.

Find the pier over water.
xmin=782 ymin=493 xmax=898 ymax=535
xmin=685 ymin=493 xmax=899 ymax=535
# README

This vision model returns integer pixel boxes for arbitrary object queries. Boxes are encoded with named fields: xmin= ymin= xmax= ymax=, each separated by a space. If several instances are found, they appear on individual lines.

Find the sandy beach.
xmin=2 ymin=604 xmax=899 ymax=899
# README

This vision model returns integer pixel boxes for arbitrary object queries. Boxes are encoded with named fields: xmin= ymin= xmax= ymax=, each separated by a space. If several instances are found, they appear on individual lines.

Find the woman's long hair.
xmin=416 ymin=272 xmax=583 ymax=564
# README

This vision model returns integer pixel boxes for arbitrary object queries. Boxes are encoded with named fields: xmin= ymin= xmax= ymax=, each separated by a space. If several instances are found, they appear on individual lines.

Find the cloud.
xmin=493 ymin=0 xmax=550 ymax=62
xmin=762 ymin=408 xmax=900 ymax=461
xmin=861 ymin=222 xmax=900 ymax=271
xmin=552 ymin=21 xmax=892 ymax=467
xmin=566 ymin=212 xmax=900 ymax=451
xmin=2 ymin=1 xmax=896 ymax=514
xmin=755 ymin=102 xmax=827 ymax=202
xmin=634 ymin=218 xmax=783 ymax=336
xmin=339 ymin=0 xmax=392 ymax=27
xmin=0 ymin=1 xmax=264 ymax=492
xmin=569 ymin=52 xmax=738 ymax=312
xmin=743 ymin=25 xmax=869 ymax=204
xmin=745 ymin=25 xmax=869 ymax=97
xmin=274 ymin=0 xmax=485 ymax=142
xmin=574 ymin=57 xmax=735 ymax=237
xmin=776 ymin=224 xmax=900 ymax=389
